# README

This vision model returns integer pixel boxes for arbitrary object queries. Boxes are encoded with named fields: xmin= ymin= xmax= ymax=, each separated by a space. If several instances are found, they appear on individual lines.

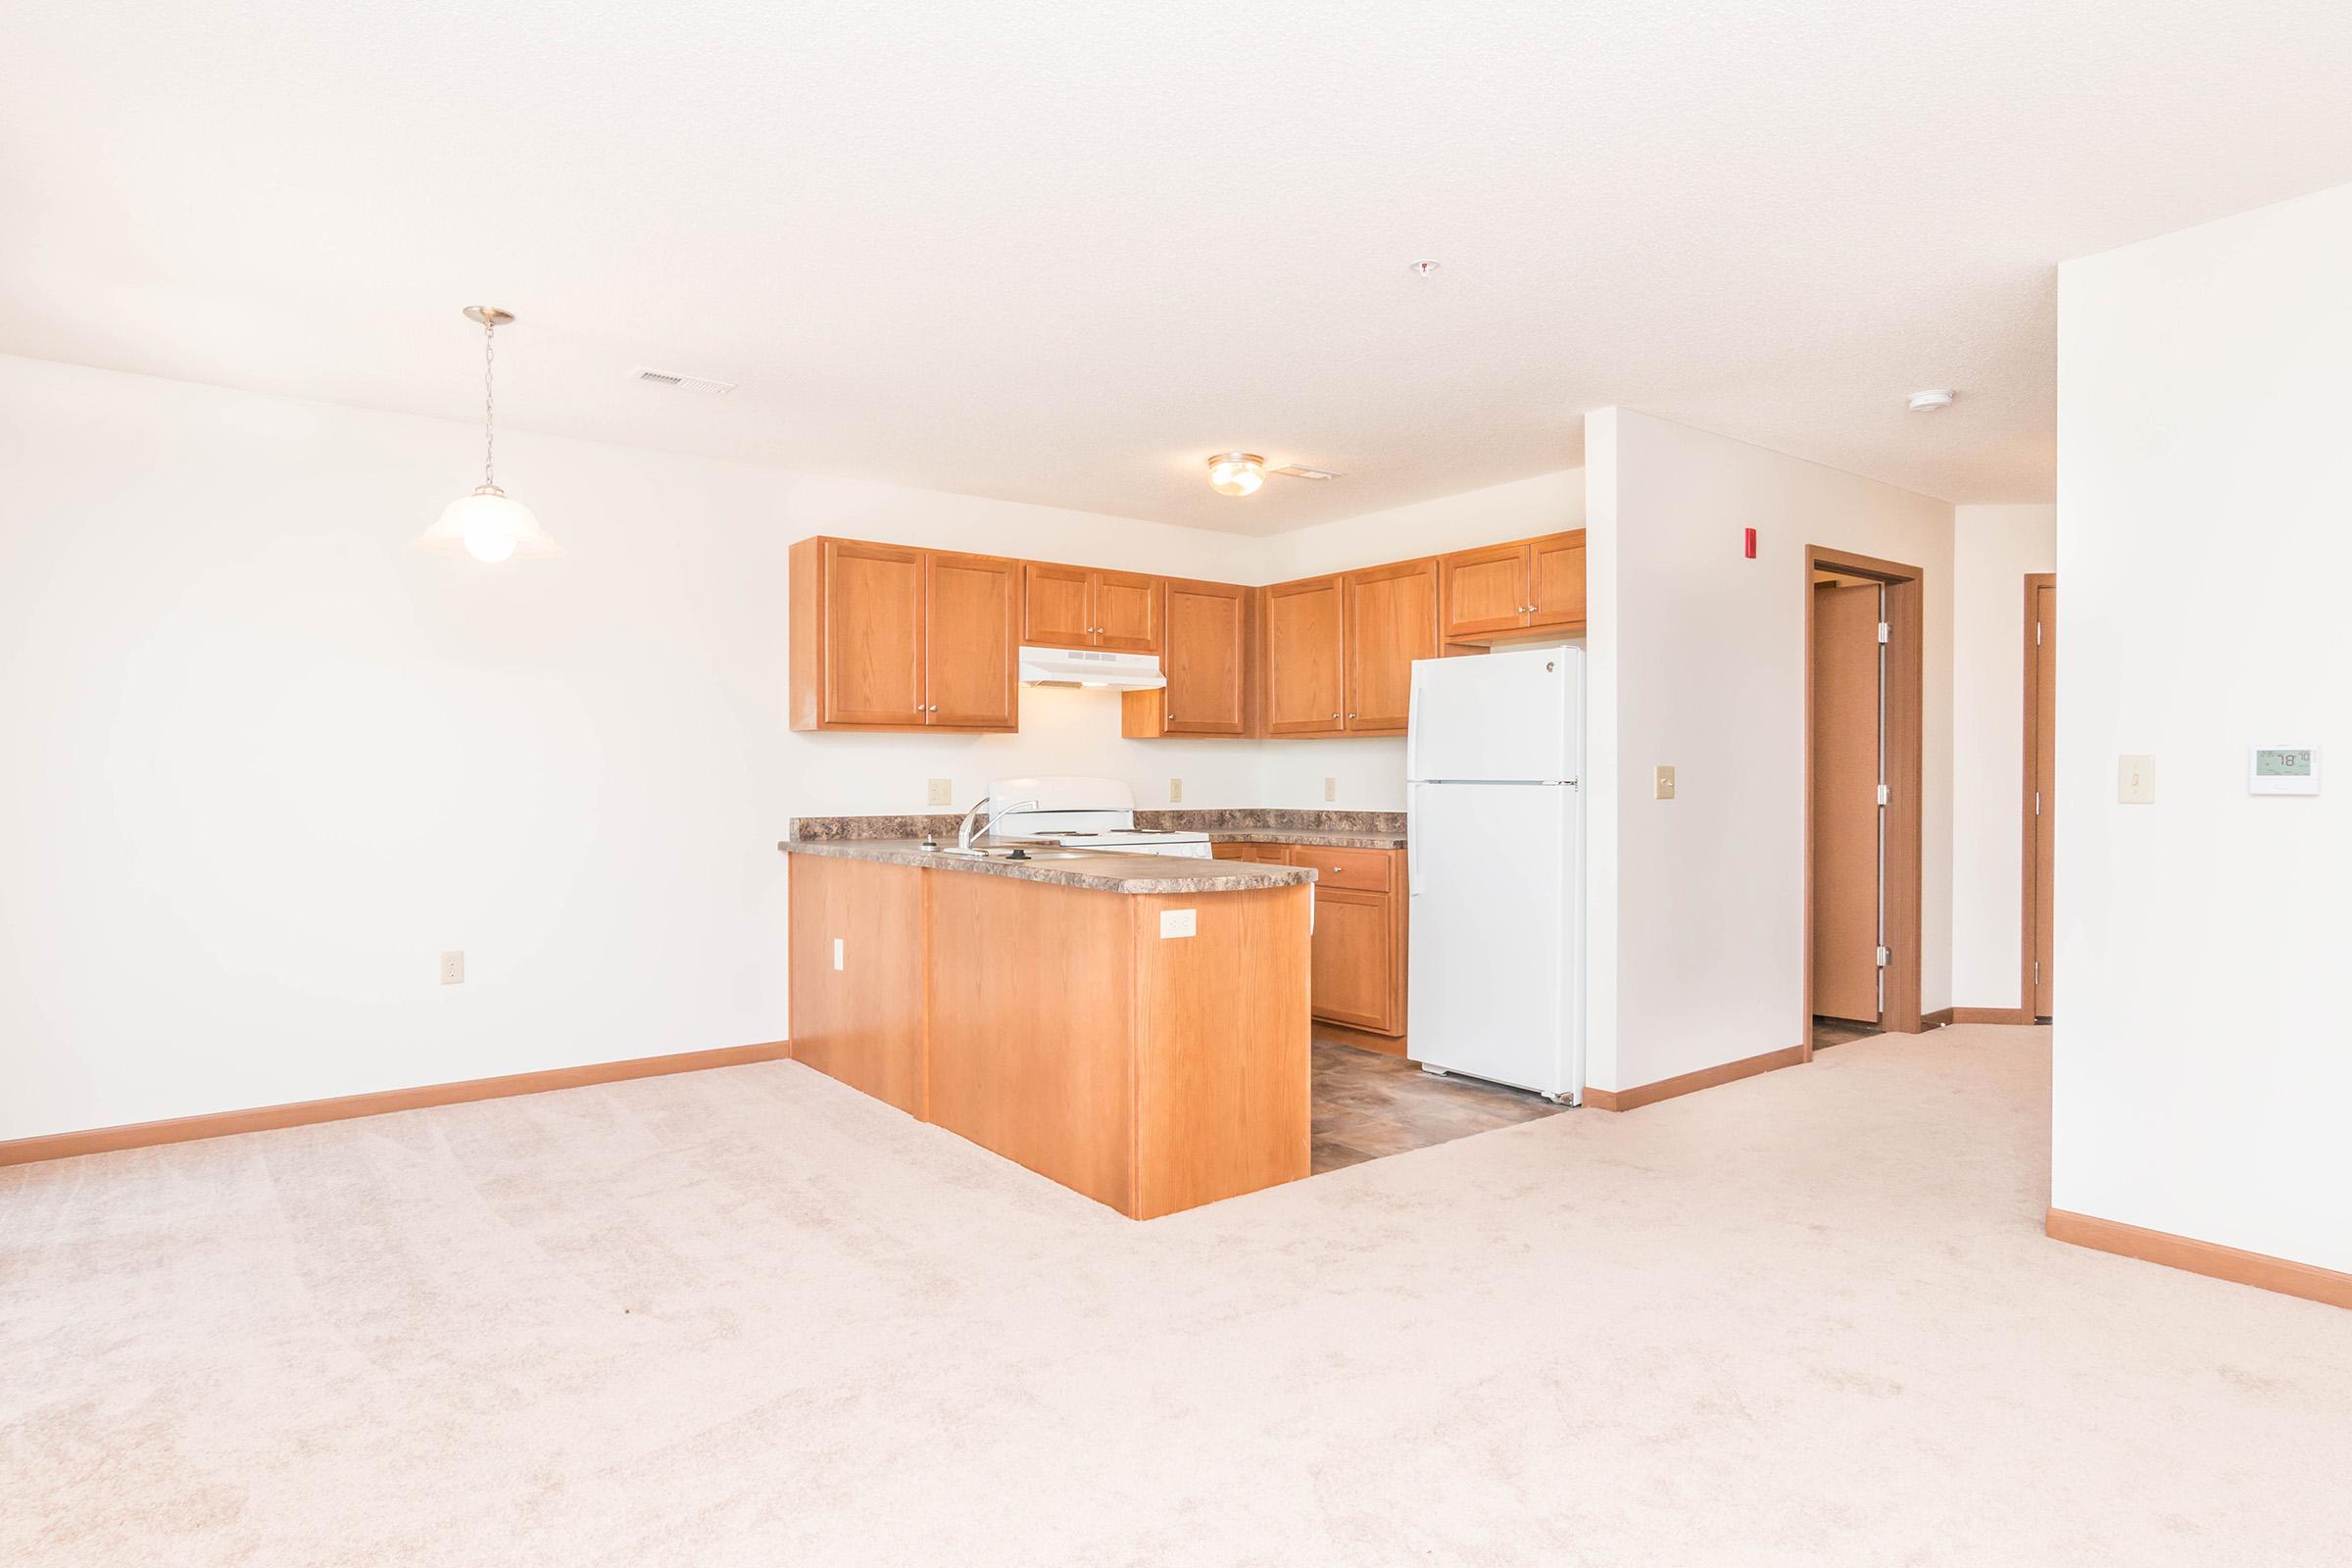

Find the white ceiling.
xmin=7 ymin=2 xmax=2352 ymax=535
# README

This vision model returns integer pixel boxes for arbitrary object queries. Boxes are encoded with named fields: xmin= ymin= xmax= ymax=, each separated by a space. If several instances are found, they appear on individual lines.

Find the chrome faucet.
xmin=957 ymin=794 xmax=1038 ymax=853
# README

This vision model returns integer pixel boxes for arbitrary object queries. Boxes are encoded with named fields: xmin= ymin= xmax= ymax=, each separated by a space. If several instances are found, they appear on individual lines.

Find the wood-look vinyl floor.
xmin=1311 ymin=1037 xmax=1561 ymax=1174
xmin=1810 ymin=1016 xmax=1883 ymax=1053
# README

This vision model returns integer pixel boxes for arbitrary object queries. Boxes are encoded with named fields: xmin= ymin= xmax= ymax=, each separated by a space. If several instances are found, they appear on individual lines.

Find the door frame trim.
xmin=2020 ymin=572 xmax=2056 ymax=1018
xmin=1802 ymin=545 xmax=1927 ymax=1052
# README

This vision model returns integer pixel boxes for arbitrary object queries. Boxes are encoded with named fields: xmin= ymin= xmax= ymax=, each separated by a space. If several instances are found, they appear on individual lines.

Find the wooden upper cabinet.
xmin=1263 ymin=576 xmax=1347 ymax=735
xmin=1343 ymin=560 xmax=1438 ymax=733
xmin=1439 ymin=529 xmax=1587 ymax=641
xmin=925 ymin=552 xmax=1019 ymax=728
xmin=1528 ymin=530 xmax=1588 ymax=629
xmin=1093 ymin=571 xmax=1161 ymax=652
xmin=1128 ymin=578 xmax=1250 ymax=737
xmin=1022 ymin=564 xmax=1096 ymax=648
xmin=1440 ymin=543 xmax=1531 ymax=639
xmin=1022 ymin=564 xmax=1163 ymax=653
xmin=790 ymin=537 xmax=1016 ymax=731
xmin=818 ymin=539 xmax=927 ymax=726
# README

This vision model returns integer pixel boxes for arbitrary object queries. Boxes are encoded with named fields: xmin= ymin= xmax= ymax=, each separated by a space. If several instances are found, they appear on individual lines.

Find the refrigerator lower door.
xmin=1405 ymin=780 xmax=1582 ymax=1101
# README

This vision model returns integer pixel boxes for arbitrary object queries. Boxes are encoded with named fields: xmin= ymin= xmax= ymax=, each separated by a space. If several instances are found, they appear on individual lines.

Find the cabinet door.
xmin=822 ymin=540 xmax=927 ymax=725
xmin=1160 ymin=579 xmax=1249 ymax=734
xmin=1263 ymin=576 xmax=1347 ymax=736
xmin=1440 ymin=543 xmax=1532 ymax=639
xmin=925 ymin=552 xmax=1019 ymax=729
xmin=1093 ymin=571 xmax=1162 ymax=652
xmin=1344 ymin=560 xmax=1438 ymax=733
xmin=1022 ymin=563 xmax=1095 ymax=648
xmin=1305 ymin=886 xmax=1395 ymax=1032
xmin=1527 ymin=531 xmax=1587 ymax=629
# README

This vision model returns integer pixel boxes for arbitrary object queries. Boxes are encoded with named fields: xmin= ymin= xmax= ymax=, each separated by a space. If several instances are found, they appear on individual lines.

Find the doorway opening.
xmin=1804 ymin=547 xmax=1926 ymax=1057
xmin=2021 ymin=573 xmax=2056 ymax=1021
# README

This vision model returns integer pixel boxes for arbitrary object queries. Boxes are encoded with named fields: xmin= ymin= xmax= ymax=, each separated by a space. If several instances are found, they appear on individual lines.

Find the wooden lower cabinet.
xmin=1210 ymin=842 xmax=1408 ymax=1036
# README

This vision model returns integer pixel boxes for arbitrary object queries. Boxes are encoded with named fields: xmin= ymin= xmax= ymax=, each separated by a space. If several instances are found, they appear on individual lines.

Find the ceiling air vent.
xmin=1269 ymin=465 xmax=1340 ymax=481
xmin=630 ymin=367 xmax=737 ymax=396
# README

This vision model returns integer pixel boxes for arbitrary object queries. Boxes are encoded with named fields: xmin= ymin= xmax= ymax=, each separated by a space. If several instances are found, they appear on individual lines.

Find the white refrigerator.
xmin=1405 ymin=646 xmax=1585 ymax=1103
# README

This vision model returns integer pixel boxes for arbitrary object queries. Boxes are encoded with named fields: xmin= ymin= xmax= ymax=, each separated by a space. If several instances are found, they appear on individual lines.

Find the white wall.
xmin=1253 ymin=470 xmax=1587 ymax=810
xmin=0 ymin=355 xmax=1588 ymax=1140
xmin=2052 ymin=182 xmax=2352 ymax=1272
xmin=1950 ymin=504 xmax=2056 ymax=1008
xmin=1583 ymin=408 xmax=1955 ymax=1095
xmin=0 ymin=357 xmax=1277 ymax=1140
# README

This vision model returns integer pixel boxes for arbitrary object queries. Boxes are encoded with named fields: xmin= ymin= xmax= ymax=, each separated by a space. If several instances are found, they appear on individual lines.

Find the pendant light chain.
xmin=482 ymin=314 xmax=497 ymax=490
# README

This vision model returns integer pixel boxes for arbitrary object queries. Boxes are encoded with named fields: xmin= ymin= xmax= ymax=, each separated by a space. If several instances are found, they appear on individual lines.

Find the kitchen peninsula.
xmin=780 ymin=831 xmax=1315 ymax=1219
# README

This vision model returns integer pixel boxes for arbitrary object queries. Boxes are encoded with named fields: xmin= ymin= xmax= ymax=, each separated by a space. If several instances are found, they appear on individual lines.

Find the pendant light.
xmin=416 ymin=306 xmax=561 ymax=564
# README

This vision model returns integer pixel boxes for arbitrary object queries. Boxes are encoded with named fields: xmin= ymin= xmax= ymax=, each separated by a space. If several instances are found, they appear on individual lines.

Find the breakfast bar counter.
xmin=779 ymin=836 xmax=1313 ymax=1218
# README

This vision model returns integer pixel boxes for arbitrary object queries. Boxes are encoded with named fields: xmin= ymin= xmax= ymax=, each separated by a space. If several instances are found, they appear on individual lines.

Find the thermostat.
xmin=2248 ymin=747 xmax=2321 ymax=796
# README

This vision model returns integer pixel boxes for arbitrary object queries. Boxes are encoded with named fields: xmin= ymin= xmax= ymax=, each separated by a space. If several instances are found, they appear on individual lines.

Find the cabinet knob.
xmin=1331 ymin=712 xmax=1341 ymax=720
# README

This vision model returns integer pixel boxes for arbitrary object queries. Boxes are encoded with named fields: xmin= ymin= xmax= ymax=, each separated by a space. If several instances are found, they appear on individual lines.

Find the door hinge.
xmin=1875 ymin=945 xmax=1890 ymax=968
xmin=2034 ymin=791 xmax=2042 ymax=816
xmin=1877 ymin=621 xmax=1890 ymax=644
xmin=1876 ymin=783 xmax=1889 ymax=806
xmin=2035 ymin=621 xmax=2043 ymax=646
xmin=2034 ymin=959 xmax=2041 ymax=982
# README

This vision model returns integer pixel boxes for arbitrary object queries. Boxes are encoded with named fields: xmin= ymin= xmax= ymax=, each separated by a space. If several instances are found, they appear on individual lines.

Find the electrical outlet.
xmin=926 ymin=777 xmax=954 ymax=808
xmin=1654 ymin=765 xmax=1677 ymax=801
xmin=1158 ymin=908 xmax=1197 ymax=939
xmin=439 ymin=950 xmax=465 ymax=985
xmin=1168 ymin=777 xmax=1183 ymax=804
xmin=1324 ymin=776 xmax=1338 ymax=803
xmin=2118 ymin=755 xmax=2156 ymax=805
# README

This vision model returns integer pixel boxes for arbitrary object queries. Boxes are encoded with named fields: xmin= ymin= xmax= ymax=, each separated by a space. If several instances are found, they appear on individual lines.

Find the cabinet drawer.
xmin=1287 ymin=844 xmax=1391 ymax=892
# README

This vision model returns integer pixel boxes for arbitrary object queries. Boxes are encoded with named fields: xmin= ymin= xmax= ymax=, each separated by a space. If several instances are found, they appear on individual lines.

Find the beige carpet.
xmin=5 ymin=1025 xmax=2349 ymax=1566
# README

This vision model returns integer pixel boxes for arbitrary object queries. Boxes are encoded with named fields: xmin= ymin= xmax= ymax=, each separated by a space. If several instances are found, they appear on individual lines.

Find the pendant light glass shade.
xmin=416 ymin=305 xmax=559 ymax=563
xmin=416 ymin=485 xmax=562 ymax=563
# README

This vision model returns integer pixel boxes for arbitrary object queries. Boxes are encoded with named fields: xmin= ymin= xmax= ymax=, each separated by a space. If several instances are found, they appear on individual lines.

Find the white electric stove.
xmin=986 ymin=776 xmax=1212 ymax=858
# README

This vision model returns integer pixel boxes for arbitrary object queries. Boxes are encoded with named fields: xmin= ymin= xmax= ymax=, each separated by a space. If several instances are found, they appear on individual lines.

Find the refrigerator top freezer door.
xmin=1406 ymin=646 xmax=1582 ymax=783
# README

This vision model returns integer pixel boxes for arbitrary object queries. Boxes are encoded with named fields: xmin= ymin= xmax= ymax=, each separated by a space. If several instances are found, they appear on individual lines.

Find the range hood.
xmin=1017 ymin=645 xmax=1167 ymax=689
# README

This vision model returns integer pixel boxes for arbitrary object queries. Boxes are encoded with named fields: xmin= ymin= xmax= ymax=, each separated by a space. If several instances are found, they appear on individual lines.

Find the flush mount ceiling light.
xmin=1907 ymin=388 xmax=1956 ymax=414
xmin=1206 ymin=452 xmax=1265 ymax=497
xmin=415 ymin=306 xmax=562 ymax=564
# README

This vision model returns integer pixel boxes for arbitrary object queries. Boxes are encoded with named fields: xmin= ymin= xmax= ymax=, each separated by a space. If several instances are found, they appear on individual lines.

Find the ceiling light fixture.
xmin=1907 ymin=388 xmax=1955 ymax=414
xmin=416 ymin=306 xmax=561 ymax=564
xmin=1206 ymin=452 xmax=1265 ymax=498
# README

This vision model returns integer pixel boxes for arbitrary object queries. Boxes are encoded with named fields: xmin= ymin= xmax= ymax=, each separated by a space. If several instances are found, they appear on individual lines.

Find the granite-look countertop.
xmin=776 ymin=837 xmax=1315 ymax=894
xmin=786 ymin=809 xmax=1407 ymax=852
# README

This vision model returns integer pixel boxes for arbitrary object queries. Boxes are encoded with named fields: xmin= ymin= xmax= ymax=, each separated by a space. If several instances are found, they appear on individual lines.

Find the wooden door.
xmin=1440 ymin=543 xmax=1531 ymax=638
xmin=1306 ymin=886 xmax=1394 ymax=1031
xmin=1160 ymin=579 xmax=1249 ymax=734
xmin=1527 ymin=531 xmax=1588 ymax=629
xmin=1811 ymin=582 xmax=1882 ymax=1024
xmin=1093 ymin=571 xmax=1161 ymax=652
xmin=924 ymin=551 xmax=1018 ymax=728
xmin=1344 ymin=560 xmax=1438 ymax=733
xmin=2030 ymin=578 xmax=2056 ymax=1017
xmin=822 ymin=540 xmax=927 ymax=725
xmin=1022 ymin=563 xmax=1095 ymax=648
xmin=1263 ymin=576 xmax=1347 ymax=735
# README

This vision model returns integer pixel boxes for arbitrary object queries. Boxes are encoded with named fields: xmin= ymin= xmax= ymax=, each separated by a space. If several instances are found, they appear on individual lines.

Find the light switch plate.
xmin=2118 ymin=755 xmax=2156 ymax=805
xmin=925 ymin=777 xmax=954 ymax=808
xmin=439 ymin=950 xmax=465 ymax=985
xmin=1324 ymin=776 xmax=1338 ymax=803
xmin=1655 ymin=764 xmax=1677 ymax=801
xmin=1168 ymin=777 xmax=1183 ymax=804
xmin=1159 ymin=908 xmax=1197 ymax=939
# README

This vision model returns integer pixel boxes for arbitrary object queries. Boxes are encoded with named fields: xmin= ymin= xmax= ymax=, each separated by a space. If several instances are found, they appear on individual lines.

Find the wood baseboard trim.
xmin=1919 ymin=1007 xmax=1955 ymax=1030
xmin=1314 ymin=1021 xmax=1408 ymax=1058
xmin=1950 ymin=1006 xmax=2036 ymax=1025
xmin=1584 ymin=1043 xmax=1806 ymax=1113
xmin=2046 ymin=1208 xmax=2352 ymax=1310
xmin=0 ymin=1041 xmax=793 ymax=1169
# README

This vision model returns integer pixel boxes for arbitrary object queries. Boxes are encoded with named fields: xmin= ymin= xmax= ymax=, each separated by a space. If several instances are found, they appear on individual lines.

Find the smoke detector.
xmin=631 ymin=368 xmax=737 ymax=396
xmin=1907 ymin=388 xmax=1955 ymax=413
